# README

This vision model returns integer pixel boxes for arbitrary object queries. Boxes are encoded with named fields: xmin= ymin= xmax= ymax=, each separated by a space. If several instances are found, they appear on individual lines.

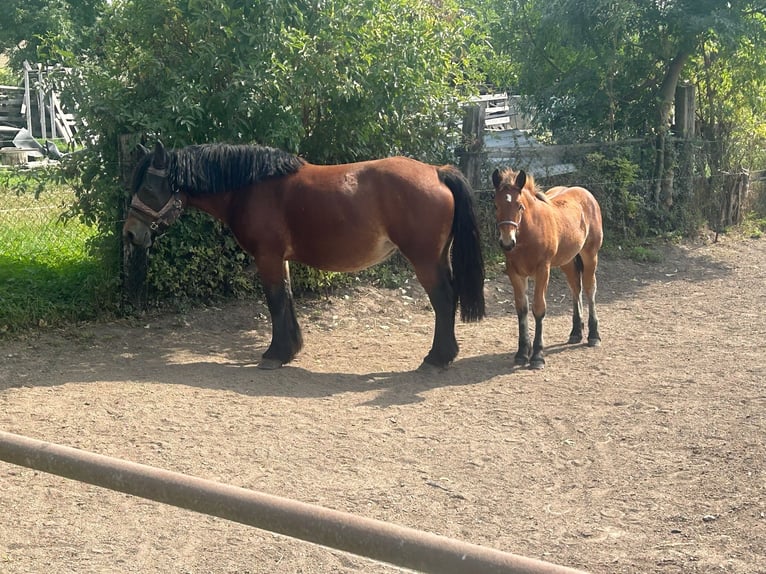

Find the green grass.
xmin=0 ymin=183 xmax=115 ymax=333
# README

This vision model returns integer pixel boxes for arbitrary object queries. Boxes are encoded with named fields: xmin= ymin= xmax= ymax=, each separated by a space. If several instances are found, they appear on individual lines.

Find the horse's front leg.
xmin=529 ymin=266 xmax=551 ymax=369
xmin=259 ymin=260 xmax=303 ymax=369
xmin=508 ymin=271 xmax=531 ymax=366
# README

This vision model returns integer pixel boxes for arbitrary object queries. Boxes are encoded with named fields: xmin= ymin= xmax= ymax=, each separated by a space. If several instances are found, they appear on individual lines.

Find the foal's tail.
xmin=438 ymin=166 xmax=486 ymax=322
xmin=574 ymin=253 xmax=584 ymax=276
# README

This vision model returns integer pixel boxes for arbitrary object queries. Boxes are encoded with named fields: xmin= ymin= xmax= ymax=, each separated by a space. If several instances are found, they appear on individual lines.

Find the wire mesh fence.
xmin=0 ymin=176 xmax=105 ymax=331
xmin=0 ymin=185 xmax=92 ymax=262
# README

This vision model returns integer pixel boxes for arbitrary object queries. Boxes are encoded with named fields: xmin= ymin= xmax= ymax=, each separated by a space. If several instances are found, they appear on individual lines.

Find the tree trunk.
xmin=119 ymin=133 xmax=148 ymax=312
xmin=719 ymin=171 xmax=749 ymax=229
xmin=653 ymin=50 xmax=691 ymax=207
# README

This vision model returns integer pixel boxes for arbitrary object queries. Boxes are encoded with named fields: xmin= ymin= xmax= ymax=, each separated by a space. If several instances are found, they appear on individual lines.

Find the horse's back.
xmin=546 ymin=185 xmax=603 ymax=263
xmin=273 ymin=157 xmax=455 ymax=271
xmin=548 ymin=186 xmax=601 ymax=223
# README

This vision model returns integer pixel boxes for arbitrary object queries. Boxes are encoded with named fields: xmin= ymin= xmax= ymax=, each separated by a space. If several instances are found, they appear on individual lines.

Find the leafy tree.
xmin=0 ymin=0 xmax=104 ymax=68
xmin=56 ymin=0 xmax=488 ymax=304
xmin=691 ymin=16 xmax=766 ymax=228
xmin=476 ymin=0 xmax=766 ymax=221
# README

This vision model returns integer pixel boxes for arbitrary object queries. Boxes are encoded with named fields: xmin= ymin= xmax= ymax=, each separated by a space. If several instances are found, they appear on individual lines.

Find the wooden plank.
xmin=485 ymin=117 xmax=511 ymax=127
xmin=472 ymin=93 xmax=508 ymax=102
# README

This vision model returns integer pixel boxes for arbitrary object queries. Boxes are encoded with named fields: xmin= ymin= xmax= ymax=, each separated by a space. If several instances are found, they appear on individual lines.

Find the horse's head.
xmin=122 ymin=141 xmax=184 ymax=249
xmin=491 ymin=168 xmax=528 ymax=251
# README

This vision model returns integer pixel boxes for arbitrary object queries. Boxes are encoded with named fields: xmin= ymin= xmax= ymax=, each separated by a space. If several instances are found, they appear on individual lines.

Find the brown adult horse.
xmin=123 ymin=141 xmax=485 ymax=370
xmin=491 ymin=168 xmax=602 ymax=369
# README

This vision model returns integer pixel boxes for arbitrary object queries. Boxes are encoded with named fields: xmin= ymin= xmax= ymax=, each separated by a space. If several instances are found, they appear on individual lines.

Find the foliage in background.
xmin=576 ymin=151 xmax=643 ymax=243
xmin=4 ymin=0 xmax=766 ymax=325
xmin=0 ymin=0 xmax=104 ymax=69
xmin=52 ymin=0 xmax=488 ymax=307
xmin=691 ymin=19 xmax=766 ymax=228
xmin=0 ymin=168 xmax=112 ymax=332
xmin=476 ymin=0 xmax=766 ymax=230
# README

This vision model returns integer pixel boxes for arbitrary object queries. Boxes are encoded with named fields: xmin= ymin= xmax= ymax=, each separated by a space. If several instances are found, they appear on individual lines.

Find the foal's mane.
xmin=136 ymin=143 xmax=306 ymax=196
xmin=501 ymin=168 xmax=551 ymax=204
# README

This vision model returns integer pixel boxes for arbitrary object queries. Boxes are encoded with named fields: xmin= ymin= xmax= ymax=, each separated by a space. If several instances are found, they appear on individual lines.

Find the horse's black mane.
xmin=136 ymin=143 xmax=306 ymax=196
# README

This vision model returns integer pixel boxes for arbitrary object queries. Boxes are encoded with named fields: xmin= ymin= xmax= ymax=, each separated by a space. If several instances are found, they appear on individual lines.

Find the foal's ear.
xmin=491 ymin=168 xmax=501 ymax=189
xmin=514 ymin=170 xmax=527 ymax=189
xmin=152 ymin=140 xmax=167 ymax=169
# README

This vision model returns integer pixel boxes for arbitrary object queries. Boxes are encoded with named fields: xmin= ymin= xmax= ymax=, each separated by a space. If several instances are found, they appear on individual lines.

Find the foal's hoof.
xmin=567 ymin=334 xmax=583 ymax=344
xmin=530 ymin=359 xmax=545 ymax=370
xmin=587 ymin=337 xmax=601 ymax=348
xmin=257 ymin=358 xmax=284 ymax=370
xmin=514 ymin=354 xmax=529 ymax=366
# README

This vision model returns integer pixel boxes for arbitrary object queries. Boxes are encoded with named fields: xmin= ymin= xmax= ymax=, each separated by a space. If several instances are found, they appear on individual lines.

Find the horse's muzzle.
xmin=123 ymin=225 xmax=153 ymax=249
xmin=499 ymin=238 xmax=516 ymax=252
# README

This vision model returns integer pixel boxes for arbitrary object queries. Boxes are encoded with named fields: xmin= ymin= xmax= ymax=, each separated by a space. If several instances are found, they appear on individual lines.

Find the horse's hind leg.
xmin=581 ymin=252 xmax=601 ymax=347
xmin=259 ymin=260 xmax=304 ymax=369
xmin=414 ymin=260 xmax=458 ymax=369
xmin=561 ymin=257 xmax=585 ymax=344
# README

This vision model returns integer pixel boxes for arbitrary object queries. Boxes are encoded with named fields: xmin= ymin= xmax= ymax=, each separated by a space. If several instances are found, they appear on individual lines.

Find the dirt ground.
xmin=0 ymin=235 xmax=764 ymax=574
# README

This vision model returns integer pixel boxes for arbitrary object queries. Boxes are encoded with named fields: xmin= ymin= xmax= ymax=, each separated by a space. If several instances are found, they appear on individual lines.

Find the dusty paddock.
xmin=1 ymin=236 xmax=765 ymax=574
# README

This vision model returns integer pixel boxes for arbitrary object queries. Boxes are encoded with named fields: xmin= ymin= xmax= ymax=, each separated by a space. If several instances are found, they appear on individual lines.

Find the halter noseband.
xmin=497 ymin=220 xmax=520 ymax=229
xmin=129 ymin=167 xmax=184 ymax=231
xmin=497 ymin=188 xmax=524 ymax=230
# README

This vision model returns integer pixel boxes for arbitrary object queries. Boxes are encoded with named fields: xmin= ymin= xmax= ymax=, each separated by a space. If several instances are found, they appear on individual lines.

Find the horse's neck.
xmin=522 ymin=187 xmax=548 ymax=211
xmin=185 ymin=192 xmax=235 ymax=222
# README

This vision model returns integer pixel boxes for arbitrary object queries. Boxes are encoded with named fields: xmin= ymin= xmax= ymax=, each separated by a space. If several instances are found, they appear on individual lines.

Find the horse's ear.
xmin=491 ymin=168 xmax=501 ymax=189
xmin=514 ymin=170 xmax=527 ymax=190
xmin=152 ymin=140 xmax=167 ymax=169
xmin=136 ymin=143 xmax=150 ymax=157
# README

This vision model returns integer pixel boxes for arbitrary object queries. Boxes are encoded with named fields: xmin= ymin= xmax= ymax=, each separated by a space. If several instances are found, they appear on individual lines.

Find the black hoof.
xmin=258 ymin=358 xmax=284 ymax=370
xmin=530 ymin=358 xmax=545 ymax=370
xmin=422 ymin=349 xmax=454 ymax=370
xmin=567 ymin=334 xmax=583 ymax=344
xmin=514 ymin=353 xmax=529 ymax=366
xmin=587 ymin=337 xmax=601 ymax=348
xmin=418 ymin=360 xmax=447 ymax=373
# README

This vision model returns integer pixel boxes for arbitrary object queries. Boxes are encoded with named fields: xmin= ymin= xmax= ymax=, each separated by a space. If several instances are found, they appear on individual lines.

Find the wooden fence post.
xmin=118 ymin=133 xmax=148 ymax=311
xmin=458 ymin=104 xmax=486 ymax=190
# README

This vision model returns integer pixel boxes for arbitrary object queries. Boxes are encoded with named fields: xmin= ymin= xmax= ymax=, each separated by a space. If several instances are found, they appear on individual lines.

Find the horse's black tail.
xmin=438 ymin=166 xmax=486 ymax=322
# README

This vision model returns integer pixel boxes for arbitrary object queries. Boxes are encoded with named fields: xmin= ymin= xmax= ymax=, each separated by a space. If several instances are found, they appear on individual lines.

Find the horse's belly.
xmin=289 ymin=235 xmax=397 ymax=273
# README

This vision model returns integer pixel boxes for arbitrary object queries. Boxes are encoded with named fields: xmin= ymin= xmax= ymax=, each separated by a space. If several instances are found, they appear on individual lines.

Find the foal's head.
xmin=491 ymin=168 xmax=535 ymax=251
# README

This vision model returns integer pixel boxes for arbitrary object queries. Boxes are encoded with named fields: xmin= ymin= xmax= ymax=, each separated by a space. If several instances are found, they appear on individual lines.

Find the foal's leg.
xmin=507 ymin=271 xmax=532 ymax=366
xmin=415 ymin=259 xmax=459 ymax=369
xmin=529 ymin=266 xmax=551 ymax=369
xmin=560 ymin=258 xmax=584 ymax=344
xmin=581 ymin=252 xmax=601 ymax=347
xmin=258 ymin=260 xmax=303 ymax=369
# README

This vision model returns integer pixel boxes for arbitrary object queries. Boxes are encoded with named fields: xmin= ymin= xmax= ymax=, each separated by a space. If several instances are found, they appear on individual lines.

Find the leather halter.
xmin=496 ymin=189 xmax=523 ymax=230
xmin=497 ymin=220 xmax=519 ymax=229
xmin=129 ymin=167 xmax=183 ymax=230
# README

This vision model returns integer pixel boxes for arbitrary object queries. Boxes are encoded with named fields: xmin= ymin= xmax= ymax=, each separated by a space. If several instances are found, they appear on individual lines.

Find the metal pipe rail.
xmin=0 ymin=430 xmax=589 ymax=574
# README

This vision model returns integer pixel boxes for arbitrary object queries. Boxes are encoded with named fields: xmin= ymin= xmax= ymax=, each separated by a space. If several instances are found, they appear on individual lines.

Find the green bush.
xmin=576 ymin=151 xmax=643 ymax=242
